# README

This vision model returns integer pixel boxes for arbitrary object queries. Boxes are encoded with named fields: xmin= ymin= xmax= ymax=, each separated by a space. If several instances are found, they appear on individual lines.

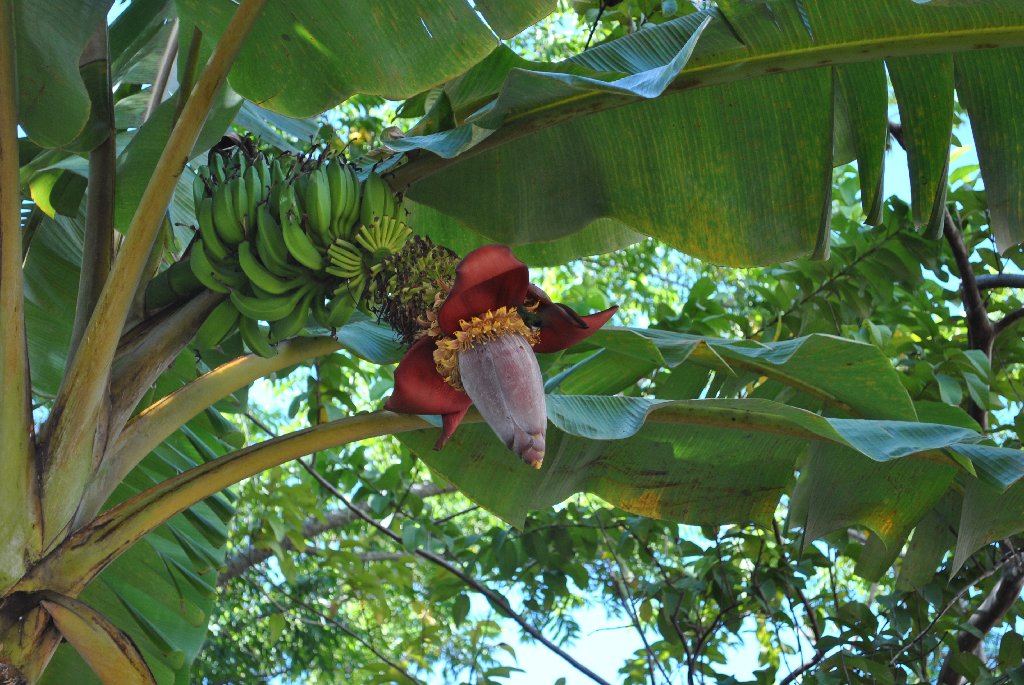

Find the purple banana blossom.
xmin=385 ymin=245 xmax=617 ymax=468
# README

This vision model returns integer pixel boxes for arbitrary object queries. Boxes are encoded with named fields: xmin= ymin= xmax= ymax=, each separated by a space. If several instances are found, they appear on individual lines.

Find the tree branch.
xmin=890 ymin=554 xmax=1011 ymax=668
xmin=976 ymin=273 xmax=1024 ymax=290
xmin=596 ymin=518 xmax=670 ymax=684
xmin=218 ymin=482 xmax=450 ymax=585
xmin=938 ymin=557 xmax=1024 ymax=685
xmin=993 ymin=307 xmax=1024 ymax=339
xmin=244 ymin=571 xmax=423 ymax=684
xmin=298 ymin=461 xmax=614 ymax=685
xmin=891 ymin=121 xmax=993 ymax=430
xmin=0 ymin=0 xmax=38 ymax=588
xmin=69 ymin=22 xmax=116 ymax=364
xmin=37 ymin=0 xmax=268 ymax=548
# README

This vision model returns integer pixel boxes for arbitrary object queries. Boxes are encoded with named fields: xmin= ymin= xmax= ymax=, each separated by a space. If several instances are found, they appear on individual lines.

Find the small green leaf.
xmin=401 ymin=521 xmax=421 ymax=552
xmin=452 ymin=594 xmax=471 ymax=627
xmin=935 ymin=373 xmax=963 ymax=406
xmin=268 ymin=613 xmax=286 ymax=646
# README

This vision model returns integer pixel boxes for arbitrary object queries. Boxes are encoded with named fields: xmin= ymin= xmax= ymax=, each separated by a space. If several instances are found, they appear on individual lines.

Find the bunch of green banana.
xmin=184 ymin=144 xmax=412 ymax=356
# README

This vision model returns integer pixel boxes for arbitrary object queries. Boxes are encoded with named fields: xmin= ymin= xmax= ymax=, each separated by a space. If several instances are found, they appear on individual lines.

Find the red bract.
xmin=385 ymin=245 xmax=617 ymax=467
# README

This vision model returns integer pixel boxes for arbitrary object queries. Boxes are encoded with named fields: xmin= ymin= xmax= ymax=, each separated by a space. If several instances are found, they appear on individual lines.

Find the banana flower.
xmin=385 ymin=245 xmax=616 ymax=468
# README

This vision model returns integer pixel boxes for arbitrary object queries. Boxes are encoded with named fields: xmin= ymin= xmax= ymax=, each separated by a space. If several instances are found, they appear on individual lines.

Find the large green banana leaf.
xmin=387 ymin=1 xmax=1024 ymax=264
xmin=400 ymin=329 xmax=1023 ymax=581
xmin=175 ymin=0 xmax=557 ymax=117
xmin=12 ymin=0 xmax=113 ymax=148
xmin=402 ymin=394 xmax=1021 ymax=579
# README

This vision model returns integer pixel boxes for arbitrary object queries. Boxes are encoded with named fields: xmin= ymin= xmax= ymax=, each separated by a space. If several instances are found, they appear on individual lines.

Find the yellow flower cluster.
xmin=432 ymin=307 xmax=540 ymax=390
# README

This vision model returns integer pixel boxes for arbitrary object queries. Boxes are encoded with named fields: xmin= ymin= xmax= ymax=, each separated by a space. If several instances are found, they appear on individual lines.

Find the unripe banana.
xmin=305 ymin=167 xmax=333 ymax=246
xmin=315 ymin=289 xmax=357 ymax=329
xmin=239 ymin=315 xmax=276 ymax=358
xmin=231 ymin=176 xmax=250 ymax=235
xmin=269 ymin=287 xmax=315 ymax=342
xmin=358 ymin=172 xmax=399 ymax=228
xmin=257 ymin=156 xmax=272 ymax=196
xmin=327 ymin=161 xmax=359 ymax=239
xmin=211 ymin=154 xmax=226 ymax=183
xmin=230 ymin=282 xmax=314 ymax=322
xmin=326 ymin=238 xmax=364 ymax=278
xmin=190 ymin=240 xmax=231 ymax=294
xmin=212 ymin=183 xmax=244 ymax=245
xmin=237 ymin=240 xmax=305 ymax=295
xmin=255 ymin=207 xmax=300 ymax=278
xmin=194 ymin=298 xmax=240 ymax=349
xmin=279 ymin=187 xmax=325 ymax=271
xmin=245 ymin=165 xmax=262 ymax=227
xmin=333 ymin=271 xmax=365 ymax=299
xmin=145 ymin=259 xmax=205 ymax=312
xmin=354 ymin=216 xmax=411 ymax=261
xmin=196 ymin=197 xmax=231 ymax=262
xmin=270 ymin=158 xmax=285 ymax=185
xmin=192 ymin=174 xmax=208 ymax=214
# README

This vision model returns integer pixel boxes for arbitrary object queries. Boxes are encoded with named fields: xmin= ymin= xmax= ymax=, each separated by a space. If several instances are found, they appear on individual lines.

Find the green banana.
xmin=255 ymin=207 xmax=300 ymax=278
xmin=239 ymin=315 xmax=276 ymax=358
xmin=305 ymin=167 xmax=333 ymax=246
xmin=212 ymin=182 xmax=245 ymax=245
xmin=237 ymin=240 xmax=304 ymax=295
xmin=269 ymin=288 xmax=315 ymax=342
xmin=211 ymin=154 xmax=226 ymax=183
xmin=244 ymin=164 xmax=262 ymax=227
xmin=194 ymin=299 xmax=240 ymax=349
xmin=230 ymin=282 xmax=313 ymax=322
xmin=145 ymin=259 xmax=204 ymax=311
xmin=327 ymin=162 xmax=358 ymax=239
xmin=192 ymin=174 xmax=208 ymax=214
xmin=358 ymin=172 xmax=398 ymax=228
xmin=196 ymin=196 xmax=231 ymax=262
xmin=326 ymin=238 xmax=364 ymax=278
xmin=231 ymin=176 xmax=250 ymax=235
xmin=279 ymin=187 xmax=324 ymax=271
xmin=190 ymin=240 xmax=231 ymax=294
xmin=257 ymin=156 xmax=272 ymax=197
xmin=355 ymin=216 xmax=411 ymax=260
xmin=314 ymin=288 xmax=357 ymax=329
xmin=270 ymin=158 xmax=285 ymax=183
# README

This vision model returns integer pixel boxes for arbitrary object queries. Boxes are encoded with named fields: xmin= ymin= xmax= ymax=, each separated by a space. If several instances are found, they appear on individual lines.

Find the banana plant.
xmin=3 ymin=0 xmax=1024 ymax=682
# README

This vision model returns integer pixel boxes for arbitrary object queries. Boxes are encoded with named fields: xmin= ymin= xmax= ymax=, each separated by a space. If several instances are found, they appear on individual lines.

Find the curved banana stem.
xmin=0 ymin=0 xmax=38 ymax=589
xmin=19 ymin=411 xmax=439 ymax=595
xmin=38 ymin=0 xmax=267 ymax=545
xmin=85 ymin=336 xmax=343 ymax=518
